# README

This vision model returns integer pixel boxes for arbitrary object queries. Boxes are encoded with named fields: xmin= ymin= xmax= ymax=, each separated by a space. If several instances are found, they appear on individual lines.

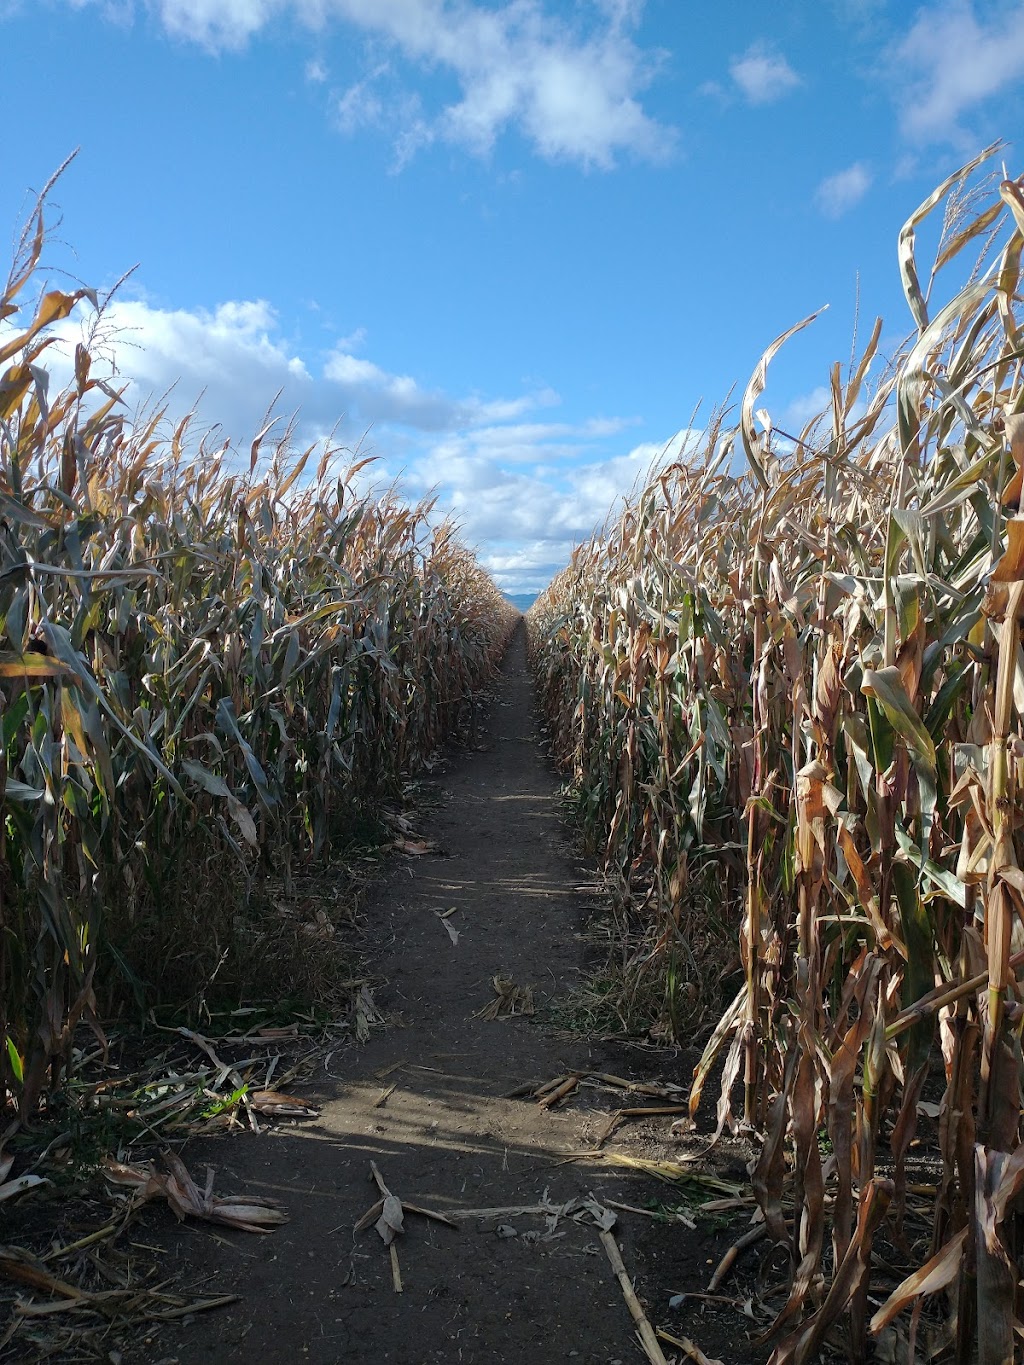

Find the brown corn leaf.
xmin=869 ymin=1226 xmax=966 ymax=1334
xmin=394 ymin=838 xmax=435 ymax=855
xmin=434 ymin=911 xmax=460 ymax=946
xmin=656 ymin=1330 xmax=724 ymax=1365
xmin=0 ymin=1246 xmax=82 ymax=1299
xmin=249 ymin=1089 xmax=319 ymax=1118
xmin=772 ymin=1178 xmax=893 ymax=1365
xmin=103 ymin=1154 xmax=288 ymax=1233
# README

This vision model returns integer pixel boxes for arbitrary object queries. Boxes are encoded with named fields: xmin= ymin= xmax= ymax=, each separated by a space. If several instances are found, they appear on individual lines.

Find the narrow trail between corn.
xmin=158 ymin=622 xmax=730 ymax=1365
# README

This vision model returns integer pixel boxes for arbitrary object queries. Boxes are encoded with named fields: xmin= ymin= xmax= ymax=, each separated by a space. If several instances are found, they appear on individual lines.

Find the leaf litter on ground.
xmin=573 ymin=1150 xmax=744 ymax=1197
xmin=350 ymin=1161 xmax=457 ymax=1294
xmin=104 ymin=1152 xmax=288 ymax=1233
xmin=350 ymin=1165 xmax=708 ymax=1365
xmin=526 ymin=1068 xmax=686 ymax=1104
xmin=0 ymin=1001 xmax=343 ymax=1356
xmin=0 ymin=1178 xmax=244 ymax=1360
xmin=433 ymin=909 xmax=460 ymax=946
xmin=393 ymin=838 xmax=437 ymax=856
xmin=474 ymin=974 xmax=535 ymax=1019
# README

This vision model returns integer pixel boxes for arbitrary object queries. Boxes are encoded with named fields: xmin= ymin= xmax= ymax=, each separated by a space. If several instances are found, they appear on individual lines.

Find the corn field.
xmin=528 ymin=149 xmax=1024 ymax=1361
xmin=0 ymin=199 xmax=515 ymax=1123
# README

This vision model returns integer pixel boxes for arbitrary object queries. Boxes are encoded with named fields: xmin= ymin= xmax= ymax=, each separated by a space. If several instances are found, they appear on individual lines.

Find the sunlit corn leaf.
xmin=248 ymin=1089 xmax=319 ymax=1118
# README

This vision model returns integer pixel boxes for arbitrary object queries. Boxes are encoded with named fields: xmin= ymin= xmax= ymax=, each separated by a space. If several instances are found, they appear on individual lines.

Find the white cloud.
xmin=154 ymin=0 xmax=285 ymax=50
xmin=333 ymin=62 xmax=389 ymax=134
xmin=400 ymin=426 xmax=697 ymax=592
xmin=305 ymin=56 xmax=327 ymax=83
xmin=778 ymin=385 xmax=832 ymax=433
xmin=65 ymin=0 xmax=135 ymax=23
xmin=435 ymin=416 xmax=635 ymax=466
xmin=566 ymin=438 xmax=668 ymax=509
xmin=831 ymin=0 xmax=888 ymax=32
xmin=889 ymin=1 xmax=1024 ymax=143
xmin=76 ymin=298 xmax=313 ymax=433
xmin=696 ymin=78 xmax=726 ymax=101
xmin=324 ymin=346 xmax=468 ymax=429
xmin=729 ymin=41 xmax=801 ymax=105
xmin=23 ymin=295 xmax=465 ymax=438
xmin=24 ymin=293 xmax=568 ymax=446
xmin=815 ymin=161 xmax=872 ymax=217
xmin=68 ymin=0 xmax=675 ymax=169
xmin=333 ymin=324 xmax=367 ymax=351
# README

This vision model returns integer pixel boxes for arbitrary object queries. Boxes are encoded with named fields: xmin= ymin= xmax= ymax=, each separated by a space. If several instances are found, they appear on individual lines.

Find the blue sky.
xmin=2 ymin=0 xmax=1023 ymax=594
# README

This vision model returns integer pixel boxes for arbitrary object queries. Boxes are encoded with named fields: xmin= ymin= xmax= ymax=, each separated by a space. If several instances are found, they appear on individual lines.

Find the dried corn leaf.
xmin=474 ymin=974 xmax=535 ymax=1019
xmin=434 ymin=911 xmax=460 ymax=946
xmin=869 ymin=1227 xmax=967 ymax=1334
xmin=375 ymin=1194 xmax=405 ymax=1246
xmin=0 ymin=1174 xmax=48 ymax=1203
xmin=0 ymin=1247 xmax=82 ymax=1299
xmin=656 ymin=1330 xmax=725 ymax=1365
xmin=103 ymin=1154 xmax=287 ymax=1232
xmin=394 ymin=838 xmax=435 ymax=856
xmin=248 ymin=1089 xmax=319 ymax=1118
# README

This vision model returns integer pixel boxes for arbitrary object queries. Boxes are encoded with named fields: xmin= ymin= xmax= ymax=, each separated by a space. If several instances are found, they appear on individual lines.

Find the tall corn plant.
xmin=0 ymin=200 xmax=516 ymax=1121
xmin=529 ymin=149 xmax=1024 ymax=1361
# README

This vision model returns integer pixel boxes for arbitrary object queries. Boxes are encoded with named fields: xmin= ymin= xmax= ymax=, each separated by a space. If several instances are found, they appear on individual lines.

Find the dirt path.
xmin=153 ymin=623 xmax=752 ymax=1364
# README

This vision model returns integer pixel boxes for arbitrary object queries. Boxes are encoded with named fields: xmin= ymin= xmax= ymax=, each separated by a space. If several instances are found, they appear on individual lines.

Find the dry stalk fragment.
xmin=655 ymin=1328 xmax=725 ymax=1365
xmin=538 ymin=1076 xmax=580 ymax=1109
xmin=707 ymin=1223 xmax=768 ymax=1292
xmin=596 ymin=1104 xmax=689 ymax=1146
xmin=598 ymin=1228 xmax=669 ymax=1365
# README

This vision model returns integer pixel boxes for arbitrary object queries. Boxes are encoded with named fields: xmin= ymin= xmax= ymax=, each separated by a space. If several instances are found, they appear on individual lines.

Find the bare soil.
xmin=138 ymin=623 xmax=765 ymax=1364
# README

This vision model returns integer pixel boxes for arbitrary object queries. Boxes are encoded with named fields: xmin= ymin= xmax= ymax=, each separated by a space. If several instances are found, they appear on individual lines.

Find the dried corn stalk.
xmin=0 ymin=175 xmax=516 ymax=1126
xmin=529 ymin=148 xmax=1024 ymax=1360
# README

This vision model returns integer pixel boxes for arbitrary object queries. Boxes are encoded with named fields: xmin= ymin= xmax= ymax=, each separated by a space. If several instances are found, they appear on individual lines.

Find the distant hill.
xmin=503 ymin=592 xmax=537 ymax=614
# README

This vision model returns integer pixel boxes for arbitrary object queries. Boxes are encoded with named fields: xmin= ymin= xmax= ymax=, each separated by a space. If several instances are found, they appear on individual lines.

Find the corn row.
xmin=529 ymin=150 xmax=1024 ymax=1360
xmin=0 ymin=201 xmax=516 ymax=1119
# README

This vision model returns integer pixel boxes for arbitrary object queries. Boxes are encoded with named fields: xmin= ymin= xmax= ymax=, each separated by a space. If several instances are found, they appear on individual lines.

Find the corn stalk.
xmin=0 ymin=194 xmax=516 ymax=1121
xmin=528 ymin=148 xmax=1024 ymax=1358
